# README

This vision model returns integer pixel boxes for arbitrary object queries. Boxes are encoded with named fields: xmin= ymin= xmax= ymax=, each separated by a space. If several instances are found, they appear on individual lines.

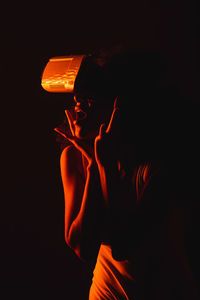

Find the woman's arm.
xmin=60 ymin=145 xmax=107 ymax=262
xmin=94 ymin=107 xmax=139 ymax=260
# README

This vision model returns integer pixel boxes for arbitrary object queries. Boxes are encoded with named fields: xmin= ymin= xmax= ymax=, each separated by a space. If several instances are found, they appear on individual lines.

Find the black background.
xmin=1 ymin=1 xmax=199 ymax=299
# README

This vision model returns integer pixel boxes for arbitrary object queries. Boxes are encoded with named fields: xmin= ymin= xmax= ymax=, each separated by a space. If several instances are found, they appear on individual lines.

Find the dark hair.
xmin=74 ymin=55 xmax=115 ymax=100
xmin=55 ymin=46 xmax=199 ymax=167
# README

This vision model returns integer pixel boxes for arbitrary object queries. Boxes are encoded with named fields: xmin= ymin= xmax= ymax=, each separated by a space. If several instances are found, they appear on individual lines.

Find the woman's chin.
xmin=74 ymin=125 xmax=97 ymax=140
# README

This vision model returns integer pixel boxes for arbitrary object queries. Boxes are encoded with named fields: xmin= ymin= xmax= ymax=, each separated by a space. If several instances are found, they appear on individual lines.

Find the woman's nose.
xmin=74 ymin=95 xmax=78 ymax=103
xmin=74 ymin=96 xmax=85 ymax=105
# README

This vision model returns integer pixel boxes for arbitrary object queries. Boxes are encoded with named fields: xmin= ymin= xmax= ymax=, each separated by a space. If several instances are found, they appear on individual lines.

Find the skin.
xmin=55 ymin=95 xmax=123 ymax=259
xmin=72 ymin=94 xmax=114 ymax=141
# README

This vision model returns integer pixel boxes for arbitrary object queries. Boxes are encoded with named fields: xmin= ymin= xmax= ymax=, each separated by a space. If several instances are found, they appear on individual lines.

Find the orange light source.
xmin=41 ymin=55 xmax=85 ymax=93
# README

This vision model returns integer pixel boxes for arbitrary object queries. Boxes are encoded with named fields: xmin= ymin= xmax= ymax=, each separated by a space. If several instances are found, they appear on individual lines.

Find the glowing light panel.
xmin=41 ymin=55 xmax=85 ymax=93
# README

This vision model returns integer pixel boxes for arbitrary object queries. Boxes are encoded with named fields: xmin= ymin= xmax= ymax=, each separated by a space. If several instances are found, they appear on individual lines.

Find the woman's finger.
xmin=54 ymin=127 xmax=74 ymax=142
xmin=106 ymin=96 xmax=120 ymax=133
xmin=65 ymin=109 xmax=75 ymax=136
xmin=106 ymin=107 xmax=119 ymax=133
xmin=54 ymin=127 xmax=93 ymax=162
xmin=114 ymin=96 xmax=120 ymax=109
xmin=54 ymin=127 xmax=84 ymax=146
xmin=99 ymin=123 xmax=106 ymax=137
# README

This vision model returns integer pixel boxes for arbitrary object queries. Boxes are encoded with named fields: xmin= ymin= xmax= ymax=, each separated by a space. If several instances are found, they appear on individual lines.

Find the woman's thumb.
xmin=99 ymin=123 xmax=106 ymax=136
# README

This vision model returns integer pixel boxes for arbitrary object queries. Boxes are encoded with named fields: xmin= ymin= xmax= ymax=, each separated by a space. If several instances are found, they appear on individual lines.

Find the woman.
xmin=55 ymin=52 xmax=198 ymax=299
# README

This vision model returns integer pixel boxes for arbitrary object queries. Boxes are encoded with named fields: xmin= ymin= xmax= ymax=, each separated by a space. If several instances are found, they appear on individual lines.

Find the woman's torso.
xmin=75 ymin=150 xmax=197 ymax=299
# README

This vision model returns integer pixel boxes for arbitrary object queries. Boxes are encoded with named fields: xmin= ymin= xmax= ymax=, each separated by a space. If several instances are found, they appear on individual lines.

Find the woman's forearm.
xmin=97 ymin=161 xmax=127 ymax=219
xmin=67 ymin=161 xmax=107 ymax=261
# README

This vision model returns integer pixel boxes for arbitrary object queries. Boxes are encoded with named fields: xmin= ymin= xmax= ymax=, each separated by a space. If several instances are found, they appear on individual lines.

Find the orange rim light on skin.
xmin=41 ymin=55 xmax=85 ymax=93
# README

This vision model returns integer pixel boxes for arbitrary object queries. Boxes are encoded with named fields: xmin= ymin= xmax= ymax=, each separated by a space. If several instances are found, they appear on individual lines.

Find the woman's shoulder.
xmin=61 ymin=144 xmax=83 ymax=158
xmin=60 ymin=145 xmax=83 ymax=174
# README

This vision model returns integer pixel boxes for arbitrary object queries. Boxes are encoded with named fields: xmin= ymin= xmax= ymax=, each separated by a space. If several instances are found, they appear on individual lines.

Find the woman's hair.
xmin=55 ymin=46 xmax=198 ymax=167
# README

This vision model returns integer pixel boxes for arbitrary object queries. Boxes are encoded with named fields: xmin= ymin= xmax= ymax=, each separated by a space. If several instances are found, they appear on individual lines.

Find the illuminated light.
xmin=41 ymin=55 xmax=85 ymax=93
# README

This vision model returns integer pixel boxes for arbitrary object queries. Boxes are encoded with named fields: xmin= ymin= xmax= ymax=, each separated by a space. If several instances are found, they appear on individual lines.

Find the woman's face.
xmin=72 ymin=93 xmax=114 ymax=140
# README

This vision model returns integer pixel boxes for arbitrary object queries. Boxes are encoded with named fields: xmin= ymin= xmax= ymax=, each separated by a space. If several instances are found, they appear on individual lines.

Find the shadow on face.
xmin=73 ymin=94 xmax=114 ymax=140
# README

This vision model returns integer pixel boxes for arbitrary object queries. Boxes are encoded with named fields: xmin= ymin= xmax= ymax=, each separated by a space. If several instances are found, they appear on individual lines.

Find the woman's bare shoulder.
xmin=60 ymin=145 xmax=82 ymax=174
xmin=61 ymin=145 xmax=78 ymax=158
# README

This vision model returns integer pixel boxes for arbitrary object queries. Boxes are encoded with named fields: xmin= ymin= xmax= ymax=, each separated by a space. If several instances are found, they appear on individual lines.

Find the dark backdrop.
xmin=1 ymin=1 xmax=199 ymax=299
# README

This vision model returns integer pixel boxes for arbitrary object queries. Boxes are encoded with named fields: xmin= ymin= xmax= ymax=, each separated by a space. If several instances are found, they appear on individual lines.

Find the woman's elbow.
xmin=65 ymin=229 xmax=100 ymax=262
xmin=65 ymin=233 xmax=83 ymax=260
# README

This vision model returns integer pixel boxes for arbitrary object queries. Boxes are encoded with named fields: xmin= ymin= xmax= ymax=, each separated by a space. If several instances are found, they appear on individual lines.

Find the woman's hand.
xmin=95 ymin=98 xmax=120 ymax=167
xmin=54 ymin=110 xmax=94 ymax=165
